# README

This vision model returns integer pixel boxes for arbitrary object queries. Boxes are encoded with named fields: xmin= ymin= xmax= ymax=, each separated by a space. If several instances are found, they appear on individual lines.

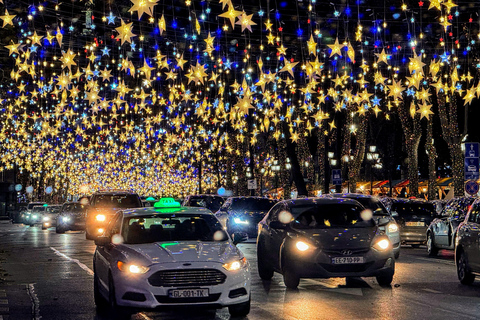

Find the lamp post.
xmin=366 ymin=145 xmax=379 ymax=196
xmin=272 ymin=160 xmax=280 ymax=198
xmin=260 ymin=168 xmax=265 ymax=197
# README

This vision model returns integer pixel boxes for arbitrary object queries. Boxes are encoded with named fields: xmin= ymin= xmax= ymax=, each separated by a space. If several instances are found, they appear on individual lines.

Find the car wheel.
xmin=29 ymin=224 xmax=34 ymax=227
xmin=41 ymin=226 xmax=47 ymax=230
xmin=427 ymin=233 xmax=438 ymax=257
xmin=376 ymin=274 xmax=394 ymax=286
xmin=94 ymin=273 xmax=108 ymax=309
xmin=56 ymin=226 xmax=65 ymax=234
xmin=394 ymin=251 xmax=400 ymax=259
xmin=257 ymin=240 xmax=274 ymax=280
xmin=283 ymin=267 xmax=300 ymax=289
xmin=457 ymin=251 xmax=475 ymax=285
xmin=108 ymin=274 xmax=133 ymax=320
xmin=228 ymin=296 xmax=251 ymax=317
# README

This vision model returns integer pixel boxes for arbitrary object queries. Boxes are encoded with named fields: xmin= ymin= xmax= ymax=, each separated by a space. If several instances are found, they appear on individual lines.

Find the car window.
xmin=230 ymin=198 xmax=277 ymax=211
xmin=290 ymin=204 xmax=373 ymax=229
xmin=352 ymin=198 xmax=389 ymax=216
xmin=266 ymin=203 xmax=284 ymax=223
xmin=92 ymin=194 xmax=141 ymax=208
xmin=121 ymin=214 xmax=226 ymax=244
xmin=391 ymin=202 xmax=435 ymax=219
xmin=468 ymin=205 xmax=480 ymax=224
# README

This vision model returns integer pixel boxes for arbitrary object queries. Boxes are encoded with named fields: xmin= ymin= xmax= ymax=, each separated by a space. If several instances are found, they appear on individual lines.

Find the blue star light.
xmin=130 ymin=42 xmax=136 ymax=51
xmin=101 ymin=47 xmax=110 ymax=56
xmin=372 ymin=96 xmax=381 ymax=106
xmin=455 ymin=83 xmax=462 ymax=91
xmin=406 ymin=88 xmax=415 ymax=96
xmin=30 ymin=45 xmax=38 ymax=52
xmin=440 ymin=52 xmax=450 ymax=63
xmin=107 ymin=12 xmax=116 ymax=25
xmin=223 ymin=60 xmax=232 ymax=69
xmin=258 ymin=10 xmax=264 ymax=17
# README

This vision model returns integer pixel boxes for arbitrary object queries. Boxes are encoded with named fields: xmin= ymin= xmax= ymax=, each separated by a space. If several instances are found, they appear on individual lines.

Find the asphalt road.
xmin=0 ymin=220 xmax=479 ymax=320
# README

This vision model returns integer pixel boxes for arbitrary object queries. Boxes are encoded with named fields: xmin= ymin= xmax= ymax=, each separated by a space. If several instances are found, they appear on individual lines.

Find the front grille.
xmin=320 ymin=261 xmax=374 ymax=273
xmin=148 ymin=269 xmax=227 ymax=287
xmin=155 ymin=293 xmax=221 ymax=303
xmin=323 ymin=248 xmax=370 ymax=255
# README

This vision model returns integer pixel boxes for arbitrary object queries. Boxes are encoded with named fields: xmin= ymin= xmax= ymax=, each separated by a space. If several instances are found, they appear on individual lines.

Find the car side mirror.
xmin=269 ymin=220 xmax=287 ymax=229
xmin=94 ymin=236 xmax=111 ymax=246
xmin=232 ymin=232 xmax=248 ymax=245
xmin=377 ymin=217 xmax=390 ymax=226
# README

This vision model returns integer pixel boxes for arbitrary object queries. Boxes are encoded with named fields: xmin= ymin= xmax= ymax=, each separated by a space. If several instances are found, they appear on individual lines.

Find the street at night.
xmin=0 ymin=221 xmax=479 ymax=320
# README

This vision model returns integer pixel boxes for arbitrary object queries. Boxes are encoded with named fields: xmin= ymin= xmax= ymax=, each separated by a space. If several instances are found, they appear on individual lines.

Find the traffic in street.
xmin=0 ymin=219 xmax=479 ymax=320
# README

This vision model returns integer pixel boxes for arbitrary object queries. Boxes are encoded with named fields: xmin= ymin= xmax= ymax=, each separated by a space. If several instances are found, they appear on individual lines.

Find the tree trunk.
xmin=282 ymin=122 xmax=308 ymax=197
xmin=317 ymin=131 xmax=326 ymax=194
xmin=426 ymin=120 xmax=437 ymax=200
xmin=405 ymin=136 xmax=420 ymax=197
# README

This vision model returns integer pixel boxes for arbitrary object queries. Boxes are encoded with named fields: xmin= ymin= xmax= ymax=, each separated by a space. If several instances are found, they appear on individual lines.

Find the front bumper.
xmin=58 ymin=216 xmax=86 ymax=230
xmin=285 ymin=246 xmax=394 ymax=279
xmin=111 ymin=261 xmax=251 ymax=309
xmin=42 ymin=220 xmax=56 ymax=228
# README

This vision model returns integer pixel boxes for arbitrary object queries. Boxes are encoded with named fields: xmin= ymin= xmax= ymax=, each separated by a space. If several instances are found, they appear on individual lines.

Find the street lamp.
xmin=260 ymin=168 xmax=266 ymax=196
xmin=367 ymin=145 xmax=379 ymax=195
xmin=272 ymin=160 xmax=281 ymax=194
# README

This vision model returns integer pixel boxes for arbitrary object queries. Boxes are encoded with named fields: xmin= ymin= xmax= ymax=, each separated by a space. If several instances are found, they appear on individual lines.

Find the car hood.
xmin=120 ymin=241 xmax=241 ymax=265
xmin=296 ymin=227 xmax=378 ymax=250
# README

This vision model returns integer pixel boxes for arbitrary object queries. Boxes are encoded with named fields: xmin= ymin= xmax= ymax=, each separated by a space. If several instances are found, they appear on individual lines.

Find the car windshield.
xmin=230 ymin=198 xmax=277 ymax=211
xmin=352 ymin=198 xmax=389 ymax=215
xmin=63 ymin=204 xmax=87 ymax=212
xmin=391 ymin=202 xmax=435 ymax=219
xmin=32 ymin=207 xmax=46 ymax=212
xmin=46 ymin=206 xmax=61 ymax=213
xmin=121 ymin=214 xmax=226 ymax=244
xmin=291 ymin=204 xmax=374 ymax=229
xmin=187 ymin=196 xmax=225 ymax=212
xmin=28 ymin=203 xmax=44 ymax=210
xmin=92 ymin=194 xmax=141 ymax=208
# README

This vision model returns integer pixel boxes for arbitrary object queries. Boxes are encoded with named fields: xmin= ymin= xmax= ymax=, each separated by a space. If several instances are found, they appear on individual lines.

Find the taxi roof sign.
xmin=146 ymin=197 xmax=156 ymax=201
xmin=43 ymin=204 xmax=48 ymax=207
xmin=154 ymin=198 xmax=181 ymax=208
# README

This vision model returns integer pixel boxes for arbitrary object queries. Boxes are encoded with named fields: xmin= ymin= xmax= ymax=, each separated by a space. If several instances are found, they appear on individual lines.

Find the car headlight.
xmin=372 ymin=238 xmax=391 ymax=251
xmin=296 ymin=241 xmax=311 ymax=251
xmin=233 ymin=217 xmax=249 ymax=225
xmin=43 ymin=217 xmax=50 ymax=221
xmin=32 ymin=215 xmax=37 ymax=219
xmin=96 ymin=214 xmax=106 ymax=222
xmin=62 ymin=216 xmax=70 ymax=222
xmin=388 ymin=223 xmax=399 ymax=233
xmin=97 ymin=228 xmax=105 ymax=234
xmin=222 ymin=257 xmax=248 ymax=271
xmin=117 ymin=261 xmax=149 ymax=274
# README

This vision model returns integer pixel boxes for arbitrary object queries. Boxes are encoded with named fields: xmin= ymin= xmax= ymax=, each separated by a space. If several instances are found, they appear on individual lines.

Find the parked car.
xmin=41 ymin=205 xmax=62 ymax=229
xmin=390 ymin=199 xmax=436 ymax=247
xmin=21 ymin=202 xmax=46 ymax=224
xmin=183 ymin=194 xmax=225 ymax=213
xmin=56 ymin=202 xmax=89 ymax=233
xmin=85 ymin=190 xmax=142 ymax=240
xmin=455 ymin=198 xmax=480 ymax=284
xmin=330 ymin=194 xmax=401 ymax=259
xmin=93 ymin=200 xmax=250 ymax=318
xmin=257 ymin=197 xmax=395 ymax=289
xmin=426 ymin=197 xmax=476 ymax=256
xmin=215 ymin=197 xmax=278 ymax=238
xmin=26 ymin=205 xmax=47 ymax=226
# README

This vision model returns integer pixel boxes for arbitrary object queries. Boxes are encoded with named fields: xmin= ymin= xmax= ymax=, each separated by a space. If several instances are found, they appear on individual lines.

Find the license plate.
xmin=332 ymin=256 xmax=364 ymax=264
xmin=169 ymin=289 xmax=209 ymax=298
xmin=406 ymin=221 xmax=425 ymax=227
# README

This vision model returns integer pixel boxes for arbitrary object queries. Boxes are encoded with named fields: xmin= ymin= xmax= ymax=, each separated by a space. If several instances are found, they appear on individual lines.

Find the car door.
xmin=95 ymin=213 xmax=122 ymax=289
xmin=435 ymin=199 xmax=456 ymax=247
xmin=463 ymin=205 xmax=480 ymax=271
xmin=266 ymin=204 xmax=290 ymax=270
xmin=448 ymin=198 xmax=474 ymax=248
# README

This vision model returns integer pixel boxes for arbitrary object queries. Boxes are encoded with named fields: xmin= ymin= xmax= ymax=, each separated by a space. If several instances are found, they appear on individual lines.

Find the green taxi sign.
xmin=146 ymin=197 xmax=156 ymax=201
xmin=43 ymin=204 xmax=48 ymax=207
xmin=153 ymin=198 xmax=181 ymax=208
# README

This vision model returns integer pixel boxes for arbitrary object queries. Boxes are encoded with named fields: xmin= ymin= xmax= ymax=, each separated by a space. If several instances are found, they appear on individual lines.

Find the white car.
xmin=93 ymin=199 xmax=251 ymax=319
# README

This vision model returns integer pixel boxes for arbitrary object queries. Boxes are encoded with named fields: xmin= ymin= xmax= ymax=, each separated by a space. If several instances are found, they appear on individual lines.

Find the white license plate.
xmin=169 ymin=289 xmax=209 ymax=298
xmin=332 ymin=256 xmax=364 ymax=264
xmin=406 ymin=221 xmax=425 ymax=227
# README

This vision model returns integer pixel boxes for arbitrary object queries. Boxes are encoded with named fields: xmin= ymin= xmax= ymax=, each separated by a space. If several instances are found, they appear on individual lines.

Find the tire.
xmin=257 ymin=240 xmax=274 ymax=280
xmin=283 ymin=267 xmax=300 ymax=289
xmin=94 ymin=273 xmax=108 ymax=309
xmin=394 ymin=251 xmax=400 ymax=259
xmin=108 ymin=274 xmax=133 ymax=320
xmin=56 ymin=226 xmax=65 ymax=234
xmin=41 ymin=226 xmax=47 ymax=230
xmin=426 ymin=233 xmax=439 ymax=257
xmin=376 ymin=274 xmax=394 ymax=286
xmin=228 ymin=297 xmax=251 ymax=317
xmin=457 ymin=251 xmax=475 ymax=285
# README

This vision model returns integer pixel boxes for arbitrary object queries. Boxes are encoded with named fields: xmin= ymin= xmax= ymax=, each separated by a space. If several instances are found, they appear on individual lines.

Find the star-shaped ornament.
xmin=0 ymin=10 xmax=15 ymax=27
xmin=235 ymin=12 xmax=256 ymax=32
xmin=129 ymin=0 xmax=158 ymax=19
xmin=218 ymin=8 xmax=242 ymax=28
xmin=115 ymin=20 xmax=137 ymax=45
xmin=327 ymin=38 xmax=343 ymax=57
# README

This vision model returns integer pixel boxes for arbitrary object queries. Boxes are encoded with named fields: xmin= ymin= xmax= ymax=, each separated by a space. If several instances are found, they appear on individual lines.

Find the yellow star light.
xmin=387 ymin=80 xmax=405 ymax=100
xmin=115 ymin=20 xmax=137 ymax=45
xmin=267 ymin=33 xmax=275 ymax=45
xmin=0 ymin=10 xmax=15 ymax=27
xmin=306 ymin=34 xmax=317 ymax=56
xmin=129 ymin=0 xmax=158 ymax=19
xmin=235 ymin=12 xmax=256 ymax=33
xmin=327 ymin=37 xmax=343 ymax=57
xmin=158 ymin=15 xmax=166 ymax=35
xmin=218 ymin=8 xmax=242 ymax=28
xmin=264 ymin=19 xmax=273 ymax=31
xmin=5 ymin=41 xmax=21 ymax=56
xmin=442 ymin=0 xmax=457 ymax=13
xmin=375 ymin=48 xmax=389 ymax=65
xmin=278 ymin=60 xmax=299 ymax=78
xmin=416 ymin=103 xmax=434 ymax=119
xmin=59 ymin=49 xmax=77 ymax=70
xmin=428 ymin=0 xmax=443 ymax=11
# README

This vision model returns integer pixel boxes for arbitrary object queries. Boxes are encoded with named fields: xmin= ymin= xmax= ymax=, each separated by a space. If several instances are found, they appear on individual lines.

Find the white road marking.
xmin=422 ymin=288 xmax=442 ymax=294
xmin=50 ymin=247 xmax=94 ymax=276
xmin=413 ymin=256 xmax=455 ymax=265
xmin=27 ymin=283 xmax=41 ymax=320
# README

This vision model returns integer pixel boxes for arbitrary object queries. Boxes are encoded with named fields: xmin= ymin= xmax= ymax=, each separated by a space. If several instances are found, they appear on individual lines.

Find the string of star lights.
xmin=0 ymin=0 xmax=478 ymax=199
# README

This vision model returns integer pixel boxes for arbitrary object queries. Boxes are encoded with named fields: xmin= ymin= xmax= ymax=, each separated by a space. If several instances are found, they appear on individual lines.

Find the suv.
xmin=41 ymin=205 xmax=62 ymax=230
xmin=426 ymin=197 xmax=475 ymax=256
xmin=85 ymin=190 xmax=142 ymax=240
xmin=390 ymin=199 xmax=435 ymax=247
xmin=56 ymin=202 xmax=89 ymax=233
xmin=456 ymin=199 xmax=480 ymax=284
xmin=330 ymin=194 xmax=401 ymax=259
xmin=183 ymin=194 xmax=225 ymax=213
xmin=22 ymin=202 xmax=46 ymax=224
